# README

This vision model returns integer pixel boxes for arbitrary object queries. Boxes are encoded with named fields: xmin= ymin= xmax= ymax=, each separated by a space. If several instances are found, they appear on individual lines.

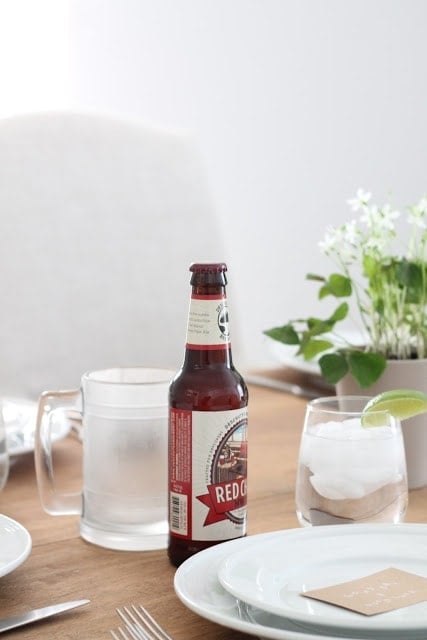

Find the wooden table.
xmin=1 ymin=379 xmax=427 ymax=639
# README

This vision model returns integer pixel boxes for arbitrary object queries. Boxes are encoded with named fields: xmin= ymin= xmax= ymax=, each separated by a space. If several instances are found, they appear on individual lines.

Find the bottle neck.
xmin=183 ymin=345 xmax=233 ymax=368
xmin=183 ymin=284 xmax=233 ymax=368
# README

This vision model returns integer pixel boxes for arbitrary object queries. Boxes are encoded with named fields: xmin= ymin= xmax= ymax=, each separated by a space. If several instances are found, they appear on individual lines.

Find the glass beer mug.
xmin=35 ymin=367 xmax=173 ymax=551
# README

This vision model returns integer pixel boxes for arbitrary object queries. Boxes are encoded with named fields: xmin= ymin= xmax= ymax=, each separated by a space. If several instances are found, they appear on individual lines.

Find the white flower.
xmin=415 ymin=196 xmax=427 ymax=215
xmin=347 ymin=188 xmax=372 ymax=212
xmin=364 ymin=234 xmax=388 ymax=253
xmin=319 ymin=223 xmax=358 ymax=264
xmin=318 ymin=226 xmax=340 ymax=254
xmin=408 ymin=213 xmax=427 ymax=229
xmin=360 ymin=204 xmax=399 ymax=237
xmin=379 ymin=204 xmax=400 ymax=230
xmin=343 ymin=219 xmax=359 ymax=245
xmin=360 ymin=204 xmax=378 ymax=229
xmin=408 ymin=199 xmax=427 ymax=229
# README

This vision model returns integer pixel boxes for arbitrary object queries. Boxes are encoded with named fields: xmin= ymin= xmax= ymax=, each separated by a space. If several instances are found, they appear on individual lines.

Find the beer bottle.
xmin=168 ymin=262 xmax=248 ymax=567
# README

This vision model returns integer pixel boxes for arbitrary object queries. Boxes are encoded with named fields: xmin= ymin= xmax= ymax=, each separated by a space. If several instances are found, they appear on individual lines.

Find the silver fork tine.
xmin=132 ymin=605 xmax=172 ymax=640
xmin=110 ymin=628 xmax=133 ymax=640
xmin=116 ymin=606 xmax=149 ymax=640
xmin=112 ymin=625 xmax=144 ymax=640
xmin=113 ymin=605 xmax=172 ymax=640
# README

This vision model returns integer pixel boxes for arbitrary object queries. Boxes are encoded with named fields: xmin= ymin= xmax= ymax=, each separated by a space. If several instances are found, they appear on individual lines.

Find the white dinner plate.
xmin=174 ymin=528 xmax=427 ymax=640
xmin=3 ymin=397 xmax=71 ymax=457
xmin=0 ymin=514 xmax=32 ymax=578
xmin=217 ymin=524 xmax=427 ymax=635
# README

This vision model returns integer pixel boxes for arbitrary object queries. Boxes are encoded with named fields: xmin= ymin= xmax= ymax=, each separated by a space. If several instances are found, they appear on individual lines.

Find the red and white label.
xmin=169 ymin=407 xmax=248 ymax=541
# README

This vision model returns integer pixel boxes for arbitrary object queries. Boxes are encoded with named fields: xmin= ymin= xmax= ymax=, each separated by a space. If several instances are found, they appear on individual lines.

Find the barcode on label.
xmin=170 ymin=492 xmax=188 ymax=535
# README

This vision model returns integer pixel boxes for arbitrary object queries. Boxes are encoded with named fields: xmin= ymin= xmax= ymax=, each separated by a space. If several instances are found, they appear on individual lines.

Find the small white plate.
xmin=3 ymin=397 xmax=71 ymax=457
xmin=0 ymin=514 xmax=32 ymax=577
xmin=217 ymin=524 xmax=427 ymax=635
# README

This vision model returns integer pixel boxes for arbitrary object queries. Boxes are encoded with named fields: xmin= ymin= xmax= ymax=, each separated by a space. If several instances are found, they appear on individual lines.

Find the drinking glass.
xmin=0 ymin=403 xmax=9 ymax=492
xmin=295 ymin=396 xmax=408 ymax=526
xmin=35 ymin=367 xmax=174 ymax=551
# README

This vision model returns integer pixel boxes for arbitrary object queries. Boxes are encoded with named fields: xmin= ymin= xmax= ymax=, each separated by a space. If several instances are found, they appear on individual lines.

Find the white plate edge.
xmin=0 ymin=514 xmax=32 ymax=578
xmin=216 ymin=524 xmax=427 ymax=633
xmin=172 ymin=526 xmax=417 ymax=640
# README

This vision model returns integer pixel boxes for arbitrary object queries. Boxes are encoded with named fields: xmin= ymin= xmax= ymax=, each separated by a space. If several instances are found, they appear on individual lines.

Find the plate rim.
xmin=0 ymin=513 xmax=32 ymax=578
xmin=217 ymin=524 xmax=427 ymax=633
xmin=174 ymin=526 xmax=427 ymax=640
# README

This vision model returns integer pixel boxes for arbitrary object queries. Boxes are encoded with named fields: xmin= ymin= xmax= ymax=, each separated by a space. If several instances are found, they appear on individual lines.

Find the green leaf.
xmin=396 ymin=259 xmax=425 ymax=303
xmin=348 ymin=351 xmax=387 ymax=388
xmin=306 ymin=273 xmax=326 ymax=283
xmin=329 ymin=302 xmax=349 ymax=323
xmin=304 ymin=304 xmax=348 ymax=339
xmin=318 ymin=352 xmax=349 ymax=383
xmin=305 ymin=304 xmax=348 ymax=335
xmin=396 ymin=259 xmax=422 ymax=287
xmin=263 ymin=324 xmax=300 ymax=345
xmin=302 ymin=339 xmax=333 ymax=360
xmin=363 ymin=254 xmax=379 ymax=278
xmin=306 ymin=317 xmax=334 ymax=335
xmin=318 ymin=273 xmax=352 ymax=299
xmin=373 ymin=297 xmax=384 ymax=314
xmin=318 ymin=285 xmax=331 ymax=299
xmin=328 ymin=274 xmax=352 ymax=297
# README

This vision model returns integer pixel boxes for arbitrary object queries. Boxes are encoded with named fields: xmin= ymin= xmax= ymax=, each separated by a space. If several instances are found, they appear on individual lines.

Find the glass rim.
xmin=83 ymin=367 xmax=175 ymax=386
xmin=307 ymin=395 xmax=395 ymax=419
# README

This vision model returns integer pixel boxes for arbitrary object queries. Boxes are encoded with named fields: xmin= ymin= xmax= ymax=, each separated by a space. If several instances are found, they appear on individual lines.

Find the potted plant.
xmin=264 ymin=189 xmax=427 ymax=487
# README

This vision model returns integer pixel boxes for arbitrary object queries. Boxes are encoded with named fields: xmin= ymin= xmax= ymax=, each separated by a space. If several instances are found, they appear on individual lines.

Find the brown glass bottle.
xmin=168 ymin=262 xmax=248 ymax=567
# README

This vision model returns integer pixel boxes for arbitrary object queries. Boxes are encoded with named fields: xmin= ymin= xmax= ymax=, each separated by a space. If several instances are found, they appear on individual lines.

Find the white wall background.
xmin=1 ymin=0 xmax=427 ymax=370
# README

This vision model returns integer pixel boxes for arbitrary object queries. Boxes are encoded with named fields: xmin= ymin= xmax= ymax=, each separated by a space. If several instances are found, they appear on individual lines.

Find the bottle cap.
xmin=189 ymin=263 xmax=227 ymax=273
xmin=189 ymin=262 xmax=227 ymax=285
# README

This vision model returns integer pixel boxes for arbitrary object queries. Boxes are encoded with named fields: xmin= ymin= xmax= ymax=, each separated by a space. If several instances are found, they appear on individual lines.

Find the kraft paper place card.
xmin=302 ymin=567 xmax=427 ymax=616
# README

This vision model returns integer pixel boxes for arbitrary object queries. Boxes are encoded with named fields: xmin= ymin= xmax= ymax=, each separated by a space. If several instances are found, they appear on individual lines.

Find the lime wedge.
xmin=362 ymin=389 xmax=427 ymax=427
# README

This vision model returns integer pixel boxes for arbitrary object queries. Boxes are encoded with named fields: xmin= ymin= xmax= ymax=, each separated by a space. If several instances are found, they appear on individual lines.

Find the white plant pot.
xmin=336 ymin=358 xmax=427 ymax=490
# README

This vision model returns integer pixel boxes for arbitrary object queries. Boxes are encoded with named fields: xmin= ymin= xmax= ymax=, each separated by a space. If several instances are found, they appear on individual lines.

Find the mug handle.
xmin=34 ymin=389 xmax=82 ymax=515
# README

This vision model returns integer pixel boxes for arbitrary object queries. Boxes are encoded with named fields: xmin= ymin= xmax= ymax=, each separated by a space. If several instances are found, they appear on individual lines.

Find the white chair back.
xmin=0 ymin=110 xmax=225 ymax=397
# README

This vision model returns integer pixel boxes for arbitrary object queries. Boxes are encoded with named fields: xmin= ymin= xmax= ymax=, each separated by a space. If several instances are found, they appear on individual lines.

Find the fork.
xmin=110 ymin=605 xmax=173 ymax=640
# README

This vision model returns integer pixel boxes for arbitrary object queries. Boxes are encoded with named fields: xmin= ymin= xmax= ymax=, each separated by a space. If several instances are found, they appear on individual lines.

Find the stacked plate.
xmin=174 ymin=524 xmax=427 ymax=640
xmin=0 ymin=514 xmax=32 ymax=578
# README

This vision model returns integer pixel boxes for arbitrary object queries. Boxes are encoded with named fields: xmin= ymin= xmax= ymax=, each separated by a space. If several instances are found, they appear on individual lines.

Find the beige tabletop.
xmin=1 ymin=375 xmax=426 ymax=639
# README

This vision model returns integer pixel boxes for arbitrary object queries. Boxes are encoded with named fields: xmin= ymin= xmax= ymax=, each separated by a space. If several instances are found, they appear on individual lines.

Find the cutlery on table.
xmin=110 ymin=604 xmax=173 ymax=640
xmin=0 ymin=599 xmax=90 ymax=633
